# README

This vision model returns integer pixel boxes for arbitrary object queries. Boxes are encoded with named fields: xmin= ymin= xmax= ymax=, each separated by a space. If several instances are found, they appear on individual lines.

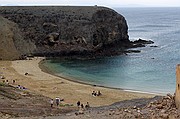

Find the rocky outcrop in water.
xmin=0 ymin=6 xmax=131 ymax=60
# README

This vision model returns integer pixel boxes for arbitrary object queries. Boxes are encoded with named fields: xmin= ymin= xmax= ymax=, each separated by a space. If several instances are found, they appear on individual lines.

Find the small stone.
xmin=161 ymin=109 xmax=166 ymax=113
xmin=135 ymin=115 xmax=138 ymax=118
xmin=149 ymin=110 xmax=153 ymax=112
xmin=147 ymin=104 xmax=151 ymax=108
xmin=167 ymin=93 xmax=173 ymax=99
xmin=75 ymin=112 xmax=79 ymax=116
xmin=133 ymin=106 xmax=137 ymax=109
xmin=86 ymin=115 xmax=90 ymax=117
xmin=112 ymin=111 xmax=115 ymax=114
xmin=66 ymin=113 xmax=71 ymax=116
xmin=156 ymin=104 xmax=163 ymax=109
xmin=124 ymin=109 xmax=128 ymax=112
xmin=162 ymin=101 xmax=167 ymax=106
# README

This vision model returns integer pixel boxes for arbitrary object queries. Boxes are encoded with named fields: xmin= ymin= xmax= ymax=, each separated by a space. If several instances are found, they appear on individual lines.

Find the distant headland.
xmin=0 ymin=6 xmax=153 ymax=60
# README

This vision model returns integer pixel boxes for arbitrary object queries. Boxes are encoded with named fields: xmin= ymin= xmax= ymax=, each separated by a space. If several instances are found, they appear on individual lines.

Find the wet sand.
xmin=0 ymin=57 xmax=155 ymax=107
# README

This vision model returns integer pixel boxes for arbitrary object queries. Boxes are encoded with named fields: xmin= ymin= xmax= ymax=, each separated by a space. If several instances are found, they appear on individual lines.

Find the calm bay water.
xmin=43 ymin=7 xmax=180 ymax=94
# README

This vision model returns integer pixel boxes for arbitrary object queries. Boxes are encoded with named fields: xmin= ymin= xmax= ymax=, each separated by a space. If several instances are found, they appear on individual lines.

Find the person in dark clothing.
xmin=85 ymin=102 xmax=90 ymax=109
xmin=77 ymin=101 xmax=80 ymax=107
xmin=50 ymin=99 xmax=54 ymax=108
xmin=55 ymin=97 xmax=60 ymax=106
xmin=81 ymin=104 xmax=84 ymax=108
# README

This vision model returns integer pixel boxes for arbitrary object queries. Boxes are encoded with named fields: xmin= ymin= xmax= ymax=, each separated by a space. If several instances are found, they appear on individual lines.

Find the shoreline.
xmin=39 ymin=59 xmax=164 ymax=96
xmin=5 ymin=57 xmax=156 ymax=107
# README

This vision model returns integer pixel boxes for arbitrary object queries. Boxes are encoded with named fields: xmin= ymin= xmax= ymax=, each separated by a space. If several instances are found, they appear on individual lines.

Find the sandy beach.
xmin=0 ymin=57 xmax=155 ymax=107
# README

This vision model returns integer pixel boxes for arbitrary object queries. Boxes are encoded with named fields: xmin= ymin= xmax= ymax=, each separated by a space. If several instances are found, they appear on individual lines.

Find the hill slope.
xmin=0 ymin=16 xmax=36 ymax=60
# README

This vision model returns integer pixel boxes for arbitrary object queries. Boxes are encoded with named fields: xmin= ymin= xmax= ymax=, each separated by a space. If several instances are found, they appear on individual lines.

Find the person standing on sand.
xmin=12 ymin=80 xmax=15 ymax=84
xmin=6 ymin=80 xmax=9 ymax=85
xmin=55 ymin=97 xmax=60 ymax=107
xmin=85 ymin=102 xmax=90 ymax=109
xmin=97 ymin=90 xmax=101 ymax=96
xmin=81 ymin=104 xmax=84 ymax=109
xmin=78 ymin=104 xmax=85 ymax=114
xmin=77 ymin=101 xmax=80 ymax=107
xmin=50 ymin=99 xmax=54 ymax=108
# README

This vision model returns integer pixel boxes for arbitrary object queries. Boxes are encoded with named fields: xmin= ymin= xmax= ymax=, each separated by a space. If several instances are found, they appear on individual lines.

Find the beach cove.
xmin=0 ymin=57 xmax=155 ymax=107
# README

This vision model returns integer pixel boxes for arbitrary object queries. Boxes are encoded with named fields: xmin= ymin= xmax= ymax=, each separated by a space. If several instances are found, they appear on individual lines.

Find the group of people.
xmin=1 ymin=79 xmax=28 ymax=90
xmin=76 ymin=101 xmax=90 ymax=115
xmin=92 ymin=90 xmax=101 ymax=96
xmin=75 ymin=101 xmax=90 ymax=115
xmin=17 ymin=85 xmax=27 ymax=90
xmin=1 ymin=79 xmax=27 ymax=91
xmin=77 ymin=101 xmax=90 ymax=109
xmin=2 ymin=79 xmax=16 ymax=85
xmin=50 ymin=97 xmax=61 ymax=108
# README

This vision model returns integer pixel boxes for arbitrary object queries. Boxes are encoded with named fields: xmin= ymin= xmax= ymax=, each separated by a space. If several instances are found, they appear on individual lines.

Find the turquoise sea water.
xmin=43 ymin=8 xmax=180 ymax=94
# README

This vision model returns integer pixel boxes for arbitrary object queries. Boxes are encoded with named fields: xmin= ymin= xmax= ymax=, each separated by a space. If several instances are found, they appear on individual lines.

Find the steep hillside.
xmin=0 ymin=16 xmax=36 ymax=60
xmin=0 ymin=6 xmax=131 ymax=59
xmin=0 ymin=16 xmax=21 ymax=60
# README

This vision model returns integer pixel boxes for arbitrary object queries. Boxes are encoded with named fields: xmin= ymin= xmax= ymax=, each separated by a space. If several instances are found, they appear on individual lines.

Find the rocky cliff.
xmin=0 ymin=6 xmax=130 ymax=60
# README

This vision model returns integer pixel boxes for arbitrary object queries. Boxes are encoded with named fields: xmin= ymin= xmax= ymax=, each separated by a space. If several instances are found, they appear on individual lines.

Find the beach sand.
xmin=0 ymin=57 xmax=155 ymax=107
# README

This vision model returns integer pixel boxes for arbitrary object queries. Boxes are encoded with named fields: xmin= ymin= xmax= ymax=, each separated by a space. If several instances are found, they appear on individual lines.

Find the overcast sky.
xmin=1 ymin=0 xmax=180 ymax=7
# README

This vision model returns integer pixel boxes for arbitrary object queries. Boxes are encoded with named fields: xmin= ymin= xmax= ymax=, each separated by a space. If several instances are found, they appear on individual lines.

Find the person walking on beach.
xmin=12 ymin=80 xmax=16 ymax=84
xmin=77 ymin=101 xmax=80 ymax=107
xmin=97 ymin=90 xmax=102 ymax=96
xmin=81 ymin=104 xmax=84 ymax=109
xmin=55 ymin=97 xmax=60 ymax=107
xmin=50 ymin=99 xmax=54 ymax=108
xmin=78 ymin=104 xmax=85 ymax=114
xmin=6 ymin=80 xmax=9 ymax=85
xmin=92 ymin=91 xmax=96 ymax=96
xmin=85 ymin=102 xmax=90 ymax=109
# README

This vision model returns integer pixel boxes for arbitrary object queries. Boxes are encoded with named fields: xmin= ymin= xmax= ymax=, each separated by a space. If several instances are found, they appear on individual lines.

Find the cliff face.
xmin=0 ymin=6 xmax=130 ymax=59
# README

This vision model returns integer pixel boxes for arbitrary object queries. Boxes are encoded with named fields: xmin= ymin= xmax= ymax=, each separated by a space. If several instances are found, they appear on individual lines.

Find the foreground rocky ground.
xmin=0 ymin=83 xmax=77 ymax=119
xmin=1 ymin=82 xmax=180 ymax=119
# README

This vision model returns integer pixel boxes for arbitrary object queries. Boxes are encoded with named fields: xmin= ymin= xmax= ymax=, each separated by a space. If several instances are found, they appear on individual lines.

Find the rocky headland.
xmin=0 ymin=6 xmax=153 ymax=60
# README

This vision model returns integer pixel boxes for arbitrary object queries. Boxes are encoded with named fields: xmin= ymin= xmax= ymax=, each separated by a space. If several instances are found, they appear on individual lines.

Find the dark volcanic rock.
xmin=0 ymin=6 xmax=130 ymax=59
xmin=131 ymin=38 xmax=154 ymax=48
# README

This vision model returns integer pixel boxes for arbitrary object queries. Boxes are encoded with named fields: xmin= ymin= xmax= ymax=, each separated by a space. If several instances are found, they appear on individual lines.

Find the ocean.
xmin=42 ymin=7 xmax=180 ymax=94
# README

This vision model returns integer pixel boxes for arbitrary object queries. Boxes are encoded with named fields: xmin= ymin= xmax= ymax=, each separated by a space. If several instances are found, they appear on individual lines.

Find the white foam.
xmin=123 ymin=89 xmax=166 ymax=96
